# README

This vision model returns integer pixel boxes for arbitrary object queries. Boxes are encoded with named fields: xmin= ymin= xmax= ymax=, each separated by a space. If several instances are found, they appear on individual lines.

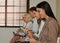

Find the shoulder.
xmin=27 ymin=22 xmax=33 ymax=26
xmin=28 ymin=22 xmax=32 ymax=24
xmin=46 ymin=17 xmax=58 ymax=31
xmin=47 ymin=17 xmax=58 ymax=25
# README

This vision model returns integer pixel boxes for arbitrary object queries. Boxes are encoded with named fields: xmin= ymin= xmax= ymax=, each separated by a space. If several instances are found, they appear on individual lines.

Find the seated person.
xmin=10 ymin=13 xmax=32 ymax=43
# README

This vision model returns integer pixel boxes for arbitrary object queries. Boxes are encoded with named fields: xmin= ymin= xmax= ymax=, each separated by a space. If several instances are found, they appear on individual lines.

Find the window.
xmin=0 ymin=0 xmax=29 ymax=27
xmin=0 ymin=0 xmax=5 ymax=26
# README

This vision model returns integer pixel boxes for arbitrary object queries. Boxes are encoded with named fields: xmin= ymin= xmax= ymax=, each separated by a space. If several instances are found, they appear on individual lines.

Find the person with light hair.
xmin=10 ymin=13 xmax=33 ymax=43
xmin=23 ymin=13 xmax=32 ymax=29
xmin=16 ymin=13 xmax=33 ymax=43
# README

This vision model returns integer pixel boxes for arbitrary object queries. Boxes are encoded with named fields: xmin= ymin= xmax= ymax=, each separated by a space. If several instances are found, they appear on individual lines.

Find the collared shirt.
xmin=32 ymin=17 xmax=38 ymax=33
xmin=23 ymin=22 xmax=33 ymax=29
xmin=18 ymin=21 xmax=33 ymax=41
xmin=34 ymin=20 xmax=45 ymax=38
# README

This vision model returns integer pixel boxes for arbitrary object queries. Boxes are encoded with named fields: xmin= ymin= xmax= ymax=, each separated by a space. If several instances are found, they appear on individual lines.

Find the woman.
xmin=28 ymin=7 xmax=45 ymax=39
xmin=26 ymin=1 xmax=59 ymax=43
xmin=23 ymin=13 xmax=32 ymax=29
xmin=28 ymin=7 xmax=39 ymax=33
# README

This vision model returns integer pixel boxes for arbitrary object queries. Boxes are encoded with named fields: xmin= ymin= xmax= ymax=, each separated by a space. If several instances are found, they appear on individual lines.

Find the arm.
xmin=46 ymin=21 xmax=58 ymax=43
xmin=26 ymin=22 xmax=33 ymax=29
xmin=36 ymin=20 xmax=58 ymax=43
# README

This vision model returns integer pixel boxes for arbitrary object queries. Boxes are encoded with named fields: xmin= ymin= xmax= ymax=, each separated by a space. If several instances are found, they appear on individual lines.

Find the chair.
xmin=57 ymin=37 xmax=60 ymax=43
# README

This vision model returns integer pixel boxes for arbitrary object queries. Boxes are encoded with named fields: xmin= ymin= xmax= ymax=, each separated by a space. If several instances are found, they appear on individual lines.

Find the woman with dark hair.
xmin=25 ymin=1 xmax=59 ymax=43
xmin=36 ymin=1 xmax=57 ymax=20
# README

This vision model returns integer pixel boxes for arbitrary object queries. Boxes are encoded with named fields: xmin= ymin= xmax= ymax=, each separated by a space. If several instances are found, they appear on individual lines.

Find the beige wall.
xmin=0 ymin=27 xmax=19 ymax=43
xmin=56 ymin=0 xmax=60 ymax=25
xmin=56 ymin=0 xmax=60 ymax=37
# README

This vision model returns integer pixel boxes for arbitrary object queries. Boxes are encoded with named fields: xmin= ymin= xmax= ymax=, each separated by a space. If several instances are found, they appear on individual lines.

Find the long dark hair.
xmin=36 ymin=1 xmax=57 ymax=20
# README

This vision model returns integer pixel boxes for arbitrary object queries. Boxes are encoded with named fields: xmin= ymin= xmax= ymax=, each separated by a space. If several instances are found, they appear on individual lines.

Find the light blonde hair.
xmin=23 ymin=13 xmax=32 ymax=21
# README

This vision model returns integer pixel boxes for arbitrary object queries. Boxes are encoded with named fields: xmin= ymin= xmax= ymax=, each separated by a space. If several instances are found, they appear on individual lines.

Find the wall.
xmin=56 ymin=0 xmax=60 ymax=25
xmin=56 ymin=0 xmax=60 ymax=37
xmin=0 ymin=27 xmax=19 ymax=43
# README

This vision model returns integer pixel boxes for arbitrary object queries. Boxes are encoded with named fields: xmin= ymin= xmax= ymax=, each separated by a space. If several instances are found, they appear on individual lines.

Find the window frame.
xmin=0 ymin=0 xmax=30 ymax=27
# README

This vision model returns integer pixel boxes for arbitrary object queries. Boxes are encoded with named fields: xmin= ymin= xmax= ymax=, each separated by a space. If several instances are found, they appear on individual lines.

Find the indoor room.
xmin=0 ymin=0 xmax=60 ymax=43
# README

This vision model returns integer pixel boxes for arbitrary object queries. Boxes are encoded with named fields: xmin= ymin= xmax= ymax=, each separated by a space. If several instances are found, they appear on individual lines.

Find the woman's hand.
xmin=25 ymin=28 xmax=36 ymax=43
xmin=25 ymin=28 xmax=33 ymax=38
xmin=19 ymin=37 xmax=25 ymax=42
xmin=29 ymin=37 xmax=36 ymax=43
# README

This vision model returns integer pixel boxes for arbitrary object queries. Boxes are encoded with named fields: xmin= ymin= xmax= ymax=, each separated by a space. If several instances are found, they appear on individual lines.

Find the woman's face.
xmin=36 ymin=8 xmax=46 ymax=19
xmin=33 ymin=11 xmax=40 ymax=19
xmin=29 ymin=11 xmax=35 ymax=18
